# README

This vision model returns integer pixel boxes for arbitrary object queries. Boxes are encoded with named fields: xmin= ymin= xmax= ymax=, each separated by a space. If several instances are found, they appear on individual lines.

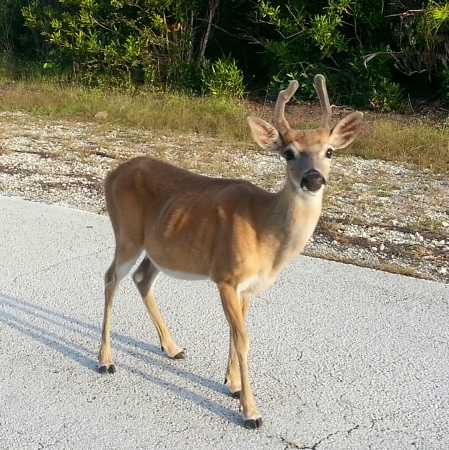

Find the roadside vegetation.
xmin=1 ymin=1 xmax=449 ymax=108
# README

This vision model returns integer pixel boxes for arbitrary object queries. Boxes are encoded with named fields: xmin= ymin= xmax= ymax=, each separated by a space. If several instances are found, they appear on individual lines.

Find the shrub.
xmin=202 ymin=57 xmax=245 ymax=98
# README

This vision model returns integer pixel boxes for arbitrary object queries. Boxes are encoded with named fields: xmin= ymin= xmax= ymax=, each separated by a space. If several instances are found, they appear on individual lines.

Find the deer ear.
xmin=247 ymin=116 xmax=283 ymax=153
xmin=329 ymin=112 xmax=364 ymax=149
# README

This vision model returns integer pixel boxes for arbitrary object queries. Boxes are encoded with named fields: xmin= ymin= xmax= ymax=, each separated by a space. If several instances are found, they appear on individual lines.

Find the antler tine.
xmin=274 ymin=80 xmax=299 ymax=134
xmin=314 ymin=74 xmax=331 ymax=129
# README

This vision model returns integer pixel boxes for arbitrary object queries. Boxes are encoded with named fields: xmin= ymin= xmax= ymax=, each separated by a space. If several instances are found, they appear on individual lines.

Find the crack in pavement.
xmin=281 ymin=424 xmax=361 ymax=449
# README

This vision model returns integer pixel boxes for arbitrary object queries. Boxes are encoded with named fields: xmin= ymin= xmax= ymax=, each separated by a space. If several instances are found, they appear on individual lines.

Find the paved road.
xmin=0 ymin=195 xmax=448 ymax=450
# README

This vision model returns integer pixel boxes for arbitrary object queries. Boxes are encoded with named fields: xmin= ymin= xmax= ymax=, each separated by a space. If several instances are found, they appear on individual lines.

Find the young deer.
xmin=99 ymin=75 xmax=363 ymax=429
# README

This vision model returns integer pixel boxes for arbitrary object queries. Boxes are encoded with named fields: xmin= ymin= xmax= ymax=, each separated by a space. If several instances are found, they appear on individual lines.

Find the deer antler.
xmin=274 ymin=80 xmax=299 ymax=135
xmin=314 ymin=74 xmax=331 ymax=129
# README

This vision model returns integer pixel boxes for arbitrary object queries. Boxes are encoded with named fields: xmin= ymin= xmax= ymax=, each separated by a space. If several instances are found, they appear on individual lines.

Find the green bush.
xmin=202 ymin=57 xmax=244 ymax=98
xmin=341 ymin=52 xmax=406 ymax=111
xmin=21 ymin=0 xmax=203 ymax=91
xmin=251 ymin=0 xmax=448 ymax=108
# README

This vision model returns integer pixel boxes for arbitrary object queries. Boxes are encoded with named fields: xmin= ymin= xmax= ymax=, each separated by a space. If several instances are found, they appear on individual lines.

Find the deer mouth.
xmin=300 ymin=170 xmax=326 ymax=193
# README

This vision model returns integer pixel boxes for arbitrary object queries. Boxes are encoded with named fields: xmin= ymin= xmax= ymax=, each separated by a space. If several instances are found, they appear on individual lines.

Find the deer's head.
xmin=248 ymin=75 xmax=364 ymax=196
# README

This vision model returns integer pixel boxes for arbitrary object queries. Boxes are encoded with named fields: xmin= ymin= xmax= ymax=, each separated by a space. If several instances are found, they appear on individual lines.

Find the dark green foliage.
xmin=21 ymin=0 xmax=201 ymax=89
xmin=0 ymin=0 xmax=35 ymax=55
xmin=0 ymin=0 xmax=448 ymax=108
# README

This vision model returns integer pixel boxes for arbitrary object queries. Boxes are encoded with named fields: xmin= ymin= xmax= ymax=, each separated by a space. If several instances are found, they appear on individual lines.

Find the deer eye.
xmin=325 ymin=148 xmax=334 ymax=159
xmin=283 ymin=149 xmax=295 ymax=161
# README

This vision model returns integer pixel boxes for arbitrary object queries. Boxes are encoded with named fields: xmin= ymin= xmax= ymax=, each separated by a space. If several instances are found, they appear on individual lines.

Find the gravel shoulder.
xmin=0 ymin=111 xmax=447 ymax=283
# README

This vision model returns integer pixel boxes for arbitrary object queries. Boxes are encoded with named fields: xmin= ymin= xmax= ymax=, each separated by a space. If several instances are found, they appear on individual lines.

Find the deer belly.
xmin=152 ymin=261 xmax=209 ymax=281
xmin=237 ymin=273 xmax=276 ymax=296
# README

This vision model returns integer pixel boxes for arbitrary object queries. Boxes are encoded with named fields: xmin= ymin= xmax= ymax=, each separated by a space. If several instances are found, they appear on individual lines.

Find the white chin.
xmin=301 ymin=187 xmax=323 ymax=196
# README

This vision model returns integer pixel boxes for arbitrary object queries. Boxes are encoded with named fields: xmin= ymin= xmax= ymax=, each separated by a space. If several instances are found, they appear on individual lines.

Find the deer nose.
xmin=300 ymin=170 xmax=326 ymax=192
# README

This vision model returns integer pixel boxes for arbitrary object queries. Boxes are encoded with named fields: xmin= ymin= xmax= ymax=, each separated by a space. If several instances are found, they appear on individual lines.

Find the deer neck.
xmin=269 ymin=175 xmax=323 ymax=266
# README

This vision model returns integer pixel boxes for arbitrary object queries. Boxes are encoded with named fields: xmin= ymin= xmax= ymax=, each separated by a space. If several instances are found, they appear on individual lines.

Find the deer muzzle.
xmin=300 ymin=170 xmax=326 ymax=193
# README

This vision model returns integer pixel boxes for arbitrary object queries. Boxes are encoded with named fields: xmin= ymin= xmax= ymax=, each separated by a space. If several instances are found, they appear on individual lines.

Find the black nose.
xmin=300 ymin=170 xmax=325 ymax=192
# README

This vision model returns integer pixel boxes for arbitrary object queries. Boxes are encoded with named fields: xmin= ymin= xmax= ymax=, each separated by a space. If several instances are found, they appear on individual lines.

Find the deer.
xmin=99 ymin=74 xmax=364 ymax=429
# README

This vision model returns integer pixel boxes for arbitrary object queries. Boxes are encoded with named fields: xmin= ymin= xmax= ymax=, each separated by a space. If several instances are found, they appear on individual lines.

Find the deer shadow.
xmin=0 ymin=293 xmax=240 ymax=426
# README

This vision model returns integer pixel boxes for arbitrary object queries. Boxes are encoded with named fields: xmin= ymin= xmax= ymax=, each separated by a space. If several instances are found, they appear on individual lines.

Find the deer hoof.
xmin=231 ymin=390 xmax=241 ymax=399
xmin=172 ymin=350 xmax=186 ymax=360
xmin=244 ymin=417 xmax=262 ymax=430
xmin=99 ymin=364 xmax=116 ymax=374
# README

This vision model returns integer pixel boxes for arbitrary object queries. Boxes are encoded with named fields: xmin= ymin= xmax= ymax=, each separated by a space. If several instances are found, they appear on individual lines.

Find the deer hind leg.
xmin=225 ymin=294 xmax=250 ymax=399
xmin=99 ymin=244 xmax=142 ymax=374
xmin=133 ymin=256 xmax=185 ymax=359
xmin=219 ymin=284 xmax=262 ymax=429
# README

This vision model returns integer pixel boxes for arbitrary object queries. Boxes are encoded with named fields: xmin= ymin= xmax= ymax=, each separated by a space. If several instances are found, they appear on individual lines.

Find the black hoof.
xmin=162 ymin=346 xmax=186 ymax=360
xmin=99 ymin=364 xmax=116 ymax=374
xmin=244 ymin=417 xmax=262 ymax=430
xmin=172 ymin=351 xmax=186 ymax=360
xmin=231 ymin=390 xmax=241 ymax=399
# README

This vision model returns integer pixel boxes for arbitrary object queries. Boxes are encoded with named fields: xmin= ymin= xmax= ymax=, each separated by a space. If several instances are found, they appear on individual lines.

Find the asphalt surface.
xmin=0 ymin=195 xmax=448 ymax=450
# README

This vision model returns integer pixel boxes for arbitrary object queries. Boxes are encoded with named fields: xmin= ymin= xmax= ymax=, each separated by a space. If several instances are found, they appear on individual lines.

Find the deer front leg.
xmin=225 ymin=295 xmax=250 ymax=399
xmin=219 ymin=284 xmax=262 ymax=429
xmin=133 ymin=257 xmax=185 ymax=359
